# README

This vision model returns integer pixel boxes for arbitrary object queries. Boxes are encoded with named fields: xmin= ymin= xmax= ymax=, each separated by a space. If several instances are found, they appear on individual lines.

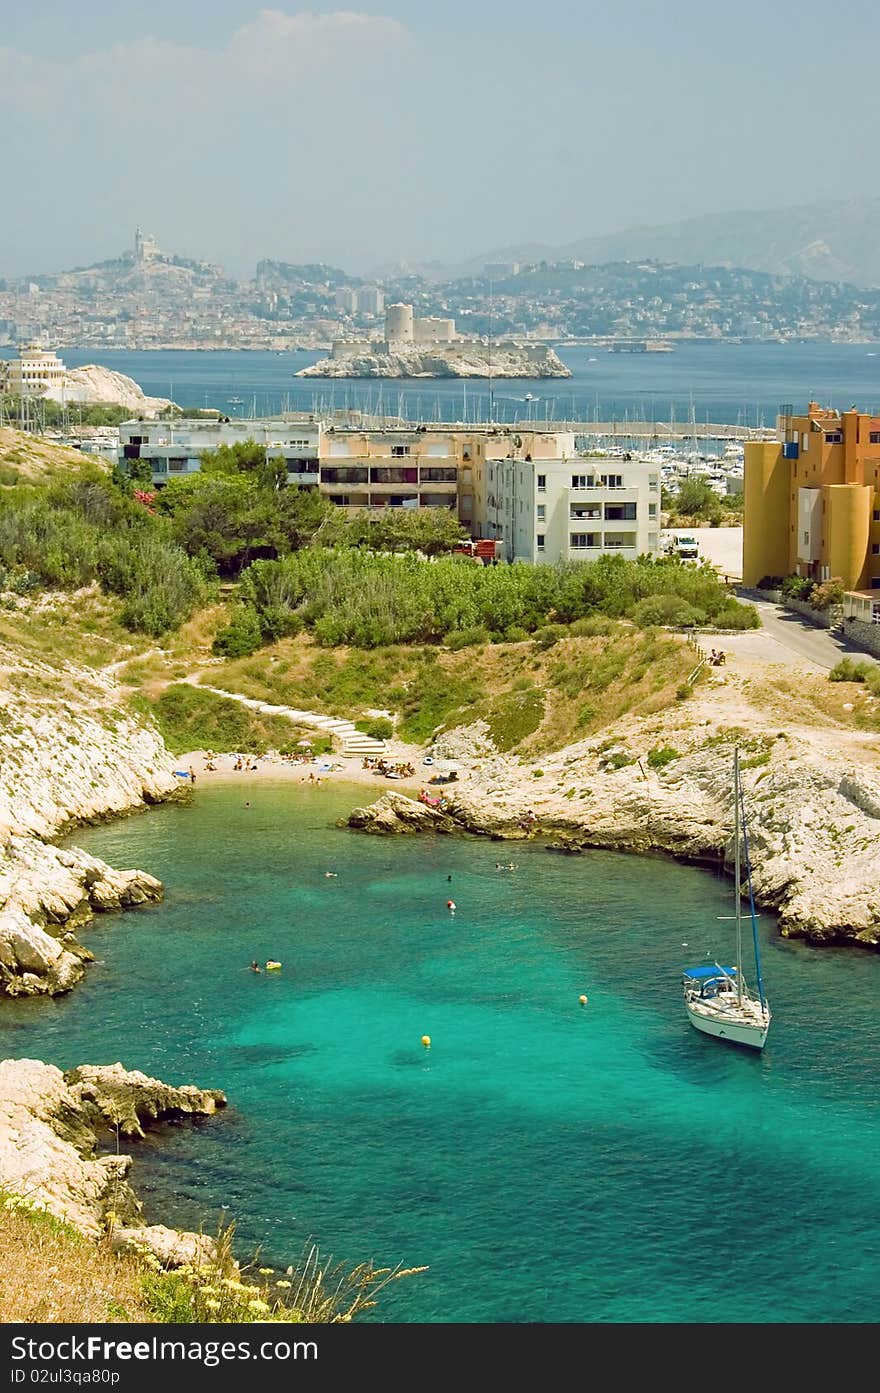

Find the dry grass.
xmin=202 ymin=626 xmax=697 ymax=754
xmin=0 ymin=427 xmax=104 ymax=484
xmin=758 ymin=671 xmax=880 ymax=732
xmin=0 ymin=588 xmax=156 ymax=672
xmin=0 ymin=1199 xmax=425 ymax=1325
xmin=0 ymin=1203 xmax=154 ymax=1323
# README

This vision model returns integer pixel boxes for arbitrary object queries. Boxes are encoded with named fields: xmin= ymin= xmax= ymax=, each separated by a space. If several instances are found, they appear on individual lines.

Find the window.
xmin=570 ymin=505 xmax=601 ymax=520
xmin=600 ymin=473 xmax=623 ymax=488
xmin=605 ymin=502 xmax=637 ymax=521
xmin=168 ymin=458 xmax=187 ymax=472
xmin=648 ymin=502 xmax=657 ymax=517
xmin=536 ymin=533 xmax=545 ymax=549
xmin=873 ymin=544 xmax=880 ymax=555
xmin=570 ymin=532 xmax=599 ymax=549
xmin=537 ymin=504 xmax=546 ymax=521
xmin=571 ymin=474 xmax=594 ymax=489
xmin=537 ymin=474 xmax=546 ymax=491
xmin=391 ymin=445 xmax=411 ymax=456
xmin=872 ymin=579 xmax=880 ymax=590
xmin=870 ymin=432 xmax=880 ymax=444
xmin=825 ymin=432 xmax=842 ymax=444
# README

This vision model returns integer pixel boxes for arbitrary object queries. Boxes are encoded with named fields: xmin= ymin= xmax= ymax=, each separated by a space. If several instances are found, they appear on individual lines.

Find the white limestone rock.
xmin=0 ymin=643 xmax=178 ymax=996
xmin=0 ymin=1058 xmax=225 ymax=1248
xmin=110 ymin=1225 xmax=219 ymax=1268
xmin=44 ymin=365 xmax=171 ymax=417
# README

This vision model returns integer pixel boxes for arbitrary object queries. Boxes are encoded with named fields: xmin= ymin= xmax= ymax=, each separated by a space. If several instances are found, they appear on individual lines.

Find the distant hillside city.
xmin=3 ymin=223 xmax=880 ymax=353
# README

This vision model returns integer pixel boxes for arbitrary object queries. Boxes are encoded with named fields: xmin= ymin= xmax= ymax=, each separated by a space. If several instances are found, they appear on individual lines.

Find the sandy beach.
xmin=176 ymin=747 xmax=425 ymax=793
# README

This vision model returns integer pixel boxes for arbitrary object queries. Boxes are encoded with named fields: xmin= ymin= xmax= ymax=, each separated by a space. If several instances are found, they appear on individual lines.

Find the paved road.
xmin=665 ymin=526 xmax=743 ymax=581
xmin=735 ymin=593 xmax=880 ymax=671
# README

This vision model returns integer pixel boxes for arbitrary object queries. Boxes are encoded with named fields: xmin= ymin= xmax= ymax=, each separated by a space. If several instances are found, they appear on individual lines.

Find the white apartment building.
xmin=119 ymin=415 xmax=322 ymax=487
xmin=476 ymin=431 xmax=660 ymax=564
xmin=3 ymin=343 xmax=66 ymax=396
xmin=118 ymin=418 xmax=658 ymax=561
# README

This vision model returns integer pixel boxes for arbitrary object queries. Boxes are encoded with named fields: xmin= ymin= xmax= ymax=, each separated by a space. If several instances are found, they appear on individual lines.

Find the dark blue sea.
xmin=1 ymin=783 xmax=877 ymax=1323
xmin=25 ymin=341 xmax=880 ymax=427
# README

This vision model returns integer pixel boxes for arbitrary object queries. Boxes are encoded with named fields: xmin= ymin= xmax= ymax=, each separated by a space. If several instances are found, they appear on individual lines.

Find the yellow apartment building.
xmin=743 ymin=402 xmax=880 ymax=592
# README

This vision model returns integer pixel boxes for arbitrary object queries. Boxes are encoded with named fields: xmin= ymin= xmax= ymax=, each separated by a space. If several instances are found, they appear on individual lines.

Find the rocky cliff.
xmin=0 ymin=640 xmax=179 ymax=996
xmin=349 ymin=726 xmax=880 ymax=947
xmin=0 ymin=1058 xmax=224 ymax=1260
xmin=45 ymin=366 xmax=172 ymax=417
xmin=297 ymin=344 xmax=571 ymax=378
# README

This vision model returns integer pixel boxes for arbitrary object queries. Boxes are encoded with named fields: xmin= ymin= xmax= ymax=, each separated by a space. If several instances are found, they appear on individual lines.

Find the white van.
xmin=667 ymin=533 xmax=699 ymax=560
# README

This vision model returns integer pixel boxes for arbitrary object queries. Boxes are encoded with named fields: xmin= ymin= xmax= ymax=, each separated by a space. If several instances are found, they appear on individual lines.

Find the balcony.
xmin=419 ymin=467 xmax=458 ymax=483
xmin=418 ymin=479 xmax=458 ymax=494
xmin=321 ymin=467 xmax=369 ymax=485
xmin=370 ymin=467 xmax=419 ymax=485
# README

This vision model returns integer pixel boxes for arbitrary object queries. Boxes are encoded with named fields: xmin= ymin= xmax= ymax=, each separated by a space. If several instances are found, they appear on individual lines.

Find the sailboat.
xmin=682 ymin=749 xmax=771 ymax=1050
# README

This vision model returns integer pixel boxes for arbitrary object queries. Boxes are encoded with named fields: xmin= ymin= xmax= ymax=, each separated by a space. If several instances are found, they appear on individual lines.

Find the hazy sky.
xmin=1 ymin=1 xmax=878 ymax=278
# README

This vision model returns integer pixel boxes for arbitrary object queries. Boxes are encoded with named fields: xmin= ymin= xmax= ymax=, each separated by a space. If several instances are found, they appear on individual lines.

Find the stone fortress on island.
xmin=296 ymin=302 xmax=571 ymax=379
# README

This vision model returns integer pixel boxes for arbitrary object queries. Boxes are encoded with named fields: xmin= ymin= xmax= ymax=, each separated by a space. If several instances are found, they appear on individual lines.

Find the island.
xmin=295 ymin=302 xmax=571 ymax=378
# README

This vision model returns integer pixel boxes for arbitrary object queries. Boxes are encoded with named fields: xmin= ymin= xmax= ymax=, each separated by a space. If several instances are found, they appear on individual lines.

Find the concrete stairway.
xmin=191 ymin=684 xmax=387 ymax=756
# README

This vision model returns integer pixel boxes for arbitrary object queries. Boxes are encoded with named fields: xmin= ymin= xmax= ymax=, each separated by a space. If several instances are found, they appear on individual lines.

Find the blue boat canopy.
xmin=683 ymin=965 xmax=737 ymax=979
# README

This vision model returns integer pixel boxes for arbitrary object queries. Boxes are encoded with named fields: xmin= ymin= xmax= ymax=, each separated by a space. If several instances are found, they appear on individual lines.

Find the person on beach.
xmin=189 ymin=767 xmax=196 ymax=785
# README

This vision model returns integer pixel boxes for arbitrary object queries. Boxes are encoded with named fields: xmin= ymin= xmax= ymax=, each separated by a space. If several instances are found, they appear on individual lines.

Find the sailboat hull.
xmin=685 ymin=998 xmax=770 ymax=1051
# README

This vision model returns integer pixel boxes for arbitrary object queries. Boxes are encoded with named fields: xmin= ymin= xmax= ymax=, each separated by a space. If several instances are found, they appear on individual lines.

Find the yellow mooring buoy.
xmin=421 ymin=1035 xmax=432 ymax=1048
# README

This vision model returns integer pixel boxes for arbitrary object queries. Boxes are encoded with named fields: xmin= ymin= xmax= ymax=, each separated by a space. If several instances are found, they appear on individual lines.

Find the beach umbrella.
xmin=297 ymin=739 xmax=312 ymax=747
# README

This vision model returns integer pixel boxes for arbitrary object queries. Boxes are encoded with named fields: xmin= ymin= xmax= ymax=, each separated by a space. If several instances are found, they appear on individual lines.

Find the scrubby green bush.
xmin=532 ymin=624 xmax=567 ymax=650
xmin=212 ymin=605 xmax=264 ymax=659
xmin=444 ymin=626 xmax=491 ymax=649
xmin=809 ymin=577 xmax=844 ymax=612
xmin=631 ymin=594 xmax=707 ymax=628
xmin=647 ymin=745 xmax=680 ymax=769
xmin=357 ymin=717 xmax=394 ymax=741
xmin=829 ymin=658 xmax=875 ymax=683
xmin=0 ymin=483 xmax=207 ymax=634
xmin=781 ymin=574 xmax=815 ymax=602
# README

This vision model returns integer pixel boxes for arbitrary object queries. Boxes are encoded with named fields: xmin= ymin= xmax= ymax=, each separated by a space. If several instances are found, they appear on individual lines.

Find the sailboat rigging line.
xmin=738 ymin=776 xmax=767 ymax=1010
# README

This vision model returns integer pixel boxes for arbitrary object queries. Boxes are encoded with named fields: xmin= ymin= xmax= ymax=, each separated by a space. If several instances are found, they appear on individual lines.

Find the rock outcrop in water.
xmin=297 ymin=344 xmax=571 ymax=379
xmin=0 ymin=1058 xmax=225 ymax=1253
xmin=347 ymin=790 xmax=457 ymax=834
xmin=0 ymin=639 xmax=180 ymax=996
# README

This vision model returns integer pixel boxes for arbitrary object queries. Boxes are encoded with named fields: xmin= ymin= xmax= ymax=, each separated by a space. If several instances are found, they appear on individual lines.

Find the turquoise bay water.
xmin=1 ymin=782 xmax=878 ymax=1322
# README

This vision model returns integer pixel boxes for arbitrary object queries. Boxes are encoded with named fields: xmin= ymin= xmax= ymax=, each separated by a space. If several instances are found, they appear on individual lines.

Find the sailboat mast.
xmin=734 ymin=749 xmax=743 ymax=1005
